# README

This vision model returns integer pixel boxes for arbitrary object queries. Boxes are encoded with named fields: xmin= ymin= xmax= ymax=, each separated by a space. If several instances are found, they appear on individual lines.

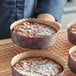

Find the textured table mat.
xmin=0 ymin=30 xmax=76 ymax=76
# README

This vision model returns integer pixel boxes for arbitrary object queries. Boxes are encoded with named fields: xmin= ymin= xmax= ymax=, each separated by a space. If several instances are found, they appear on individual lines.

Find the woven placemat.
xmin=0 ymin=30 xmax=76 ymax=76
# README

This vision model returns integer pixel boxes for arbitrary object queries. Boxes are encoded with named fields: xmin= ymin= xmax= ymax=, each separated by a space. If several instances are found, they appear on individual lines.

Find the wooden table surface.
xmin=0 ymin=30 xmax=76 ymax=76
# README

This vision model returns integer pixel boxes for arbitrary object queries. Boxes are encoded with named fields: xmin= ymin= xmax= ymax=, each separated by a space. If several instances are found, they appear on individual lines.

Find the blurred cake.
xmin=68 ymin=46 xmax=76 ymax=73
xmin=67 ymin=21 xmax=76 ymax=44
xmin=10 ymin=18 xmax=61 ymax=49
xmin=13 ymin=22 xmax=56 ymax=38
xmin=13 ymin=57 xmax=63 ymax=76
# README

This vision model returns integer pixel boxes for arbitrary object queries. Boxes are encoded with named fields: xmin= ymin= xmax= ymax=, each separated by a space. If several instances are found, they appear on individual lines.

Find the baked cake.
xmin=10 ymin=18 xmax=61 ymax=48
xmin=68 ymin=46 xmax=76 ymax=73
xmin=13 ymin=57 xmax=63 ymax=76
xmin=13 ymin=22 xmax=56 ymax=38
xmin=67 ymin=22 xmax=76 ymax=45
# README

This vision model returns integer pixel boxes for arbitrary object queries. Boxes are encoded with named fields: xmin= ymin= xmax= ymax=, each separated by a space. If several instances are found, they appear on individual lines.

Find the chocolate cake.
xmin=13 ymin=57 xmax=63 ymax=76
xmin=10 ymin=18 xmax=61 ymax=48
xmin=67 ymin=22 xmax=76 ymax=44
xmin=11 ymin=51 xmax=64 ymax=76
xmin=68 ymin=46 xmax=76 ymax=73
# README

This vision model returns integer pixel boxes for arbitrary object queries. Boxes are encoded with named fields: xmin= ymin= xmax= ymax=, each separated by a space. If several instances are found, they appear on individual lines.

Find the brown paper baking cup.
xmin=10 ymin=18 xmax=61 ymax=49
xmin=11 ymin=51 xmax=64 ymax=76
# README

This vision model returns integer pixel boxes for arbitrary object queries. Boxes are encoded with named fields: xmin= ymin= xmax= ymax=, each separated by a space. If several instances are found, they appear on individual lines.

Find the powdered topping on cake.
xmin=14 ymin=57 xmax=63 ymax=76
xmin=13 ymin=22 xmax=56 ymax=38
